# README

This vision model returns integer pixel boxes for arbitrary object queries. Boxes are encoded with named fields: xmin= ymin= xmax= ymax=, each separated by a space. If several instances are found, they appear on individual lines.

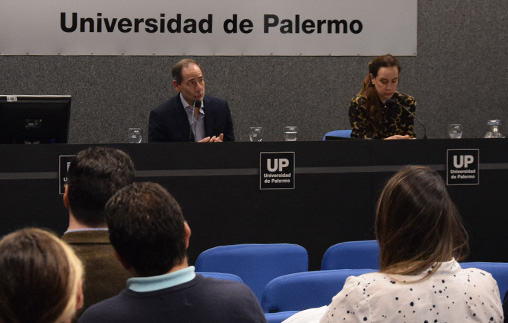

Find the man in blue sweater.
xmin=79 ymin=182 xmax=265 ymax=323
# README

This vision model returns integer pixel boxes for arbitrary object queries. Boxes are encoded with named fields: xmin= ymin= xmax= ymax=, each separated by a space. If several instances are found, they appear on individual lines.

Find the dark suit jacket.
xmin=148 ymin=94 xmax=235 ymax=142
xmin=62 ymin=230 xmax=132 ymax=318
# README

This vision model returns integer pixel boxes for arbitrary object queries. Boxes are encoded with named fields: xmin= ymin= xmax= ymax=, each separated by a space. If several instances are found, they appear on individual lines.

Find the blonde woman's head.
xmin=0 ymin=228 xmax=84 ymax=323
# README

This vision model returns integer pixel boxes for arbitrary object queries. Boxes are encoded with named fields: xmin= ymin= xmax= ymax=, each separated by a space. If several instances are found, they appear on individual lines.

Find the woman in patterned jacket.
xmin=349 ymin=54 xmax=417 ymax=139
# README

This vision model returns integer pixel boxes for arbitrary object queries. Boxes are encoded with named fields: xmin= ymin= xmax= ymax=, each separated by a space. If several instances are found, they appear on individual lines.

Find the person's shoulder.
xmin=348 ymin=271 xmax=385 ymax=282
xmin=455 ymin=266 xmax=502 ymax=316
xmin=197 ymin=274 xmax=251 ymax=292
xmin=192 ymin=275 xmax=265 ymax=321
xmin=351 ymin=94 xmax=366 ymax=104
xmin=342 ymin=271 xmax=420 ymax=293
xmin=78 ymin=293 xmax=125 ymax=322
xmin=195 ymin=275 xmax=260 ymax=303
xmin=394 ymin=91 xmax=413 ymax=99
xmin=62 ymin=230 xmax=110 ymax=244
xmin=394 ymin=92 xmax=416 ymax=105
xmin=350 ymin=94 xmax=367 ymax=110
xmin=204 ymin=95 xmax=228 ymax=106
xmin=458 ymin=266 xmax=497 ymax=283
xmin=60 ymin=231 xmax=75 ymax=243
xmin=153 ymin=95 xmax=181 ymax=113
xmin=338 ymin=271 xmax=384 ymax=291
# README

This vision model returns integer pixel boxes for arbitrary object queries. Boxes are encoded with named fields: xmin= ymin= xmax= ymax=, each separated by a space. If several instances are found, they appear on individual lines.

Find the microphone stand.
xmin=386 ymin=99 xmax=427 ymax=139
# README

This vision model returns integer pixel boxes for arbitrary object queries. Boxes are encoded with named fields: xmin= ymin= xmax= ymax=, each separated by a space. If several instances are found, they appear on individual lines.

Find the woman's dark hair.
xmin=376 ymin=166 xmax=469 ymax=277
xmin=359 ymin=54 xmax=401 ymax=136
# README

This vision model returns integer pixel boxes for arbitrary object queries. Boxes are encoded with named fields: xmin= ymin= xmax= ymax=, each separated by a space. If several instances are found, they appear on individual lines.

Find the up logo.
xmin=266 ymin=158 xmax=290 ymax=172
xmin=452 ymin=155 xmax=475 ymax=168
xmin=59 ymin=155 xmax=76 ymax=194
xmin=446 ymin=149 xmax=479 ymax=186
xmin=260 ymin=152 xmax=295 ymax=190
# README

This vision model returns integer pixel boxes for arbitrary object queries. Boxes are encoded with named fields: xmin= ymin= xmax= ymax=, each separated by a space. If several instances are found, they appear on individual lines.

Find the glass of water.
xmin=249 ymin=127 xmax=263 ymax=142
xmin=128 ymin=128 xmax=142 ymax=143
xmin=448 ymin=124 xmax=463 ymax=139
xmin=484 ymin=119 xmax=505 ymax=138
xmin=283 ymin=126 xmax=298 ymax=141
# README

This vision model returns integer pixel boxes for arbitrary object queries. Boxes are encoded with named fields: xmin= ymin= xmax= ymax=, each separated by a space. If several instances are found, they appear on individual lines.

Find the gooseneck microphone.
xmin=189 ymin=100 xmax=202 ymax=142
xmin=385 ymin=99 xmax=427 ymax=139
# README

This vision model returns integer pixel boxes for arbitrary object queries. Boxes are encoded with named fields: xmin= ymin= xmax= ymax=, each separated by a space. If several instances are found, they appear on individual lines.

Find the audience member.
xmin=0 ymin=228 xmax=84 ymax=323
xmin=148 ymin=58 xmax=235 ymax=142
xmin=504 ymin=291 xmax=508 ymax=320
xmin=284 ymin=166 xmax=503 ymax=323
xmin=61 ymin=146 xmax=135 ymax=316
xmin=79 ymin=182 xmax=265 ymax=322
xmin=350 ymin=54 xmax=417 ymax=139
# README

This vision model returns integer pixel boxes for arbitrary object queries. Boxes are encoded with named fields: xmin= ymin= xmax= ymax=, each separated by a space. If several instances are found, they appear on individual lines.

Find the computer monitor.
xmin=0 ymin=95 xmax=71 ymax=144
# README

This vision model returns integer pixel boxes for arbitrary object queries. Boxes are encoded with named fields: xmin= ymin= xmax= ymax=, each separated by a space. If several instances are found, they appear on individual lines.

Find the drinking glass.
xmin=283 ymin=126 xmax=298 ymax=141
xmin=128 ymin=128 xmax=142 ymax=143
xmin=448 ymin=124 xmax=463 ymax=139
xmin=249 ymin=127 xmax=263 ymax=142
xmin=484 ymin=119 xmax=505 ymax=138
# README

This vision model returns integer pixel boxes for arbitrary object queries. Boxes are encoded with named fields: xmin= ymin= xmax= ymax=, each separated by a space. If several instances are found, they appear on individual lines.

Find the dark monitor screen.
xmin=0 ymin=95 xmax=71 ymax=144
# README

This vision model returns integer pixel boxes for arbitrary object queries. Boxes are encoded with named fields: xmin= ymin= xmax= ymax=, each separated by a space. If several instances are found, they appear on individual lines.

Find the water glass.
xmin=249 ymin=127 xmax=263 ymax=142
xmin=484 ymin=119 xmax=505 ymax=138
xmin=128 ymin=128 xmax=142 ymax=143
xmin=448 ymin=124 xmax=462 ymax=139
xmin=283 ymin=126 xmax=298 ymax=141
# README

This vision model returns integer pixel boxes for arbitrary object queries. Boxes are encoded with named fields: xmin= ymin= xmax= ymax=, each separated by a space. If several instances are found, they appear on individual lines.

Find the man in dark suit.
xmin=61 ymin=146 xmax=135 ymax=318
xmin=148 ymin=58 xmax=235 ymax=142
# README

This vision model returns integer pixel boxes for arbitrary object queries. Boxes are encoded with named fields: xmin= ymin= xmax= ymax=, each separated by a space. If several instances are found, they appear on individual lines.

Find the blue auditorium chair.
xmin=195 ymin=243 xmax=309 ymax=302
xmin=322 ymin=129 xmax=352 ymax=140
xmin=261 ymin=269 xmax=375 ymax=321
xmin=321 ymin=240 xmax=380 ymax=270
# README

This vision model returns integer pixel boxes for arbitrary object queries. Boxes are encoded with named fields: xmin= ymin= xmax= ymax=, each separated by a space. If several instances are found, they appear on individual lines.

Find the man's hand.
xmin=198 ymin=133 xmax=224 ymax=143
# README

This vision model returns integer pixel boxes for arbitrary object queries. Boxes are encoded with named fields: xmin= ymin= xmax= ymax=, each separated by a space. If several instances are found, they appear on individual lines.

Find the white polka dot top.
xmin=320 ymin=259 xmax=503 ymax=323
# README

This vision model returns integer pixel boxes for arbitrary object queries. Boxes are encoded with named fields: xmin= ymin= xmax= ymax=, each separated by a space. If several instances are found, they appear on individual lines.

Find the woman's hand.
xmin=384 ymin=135 xmax=415 ymax=140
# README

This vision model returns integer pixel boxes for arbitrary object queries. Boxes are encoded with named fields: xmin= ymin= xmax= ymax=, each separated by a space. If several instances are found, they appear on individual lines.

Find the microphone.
xmin=193 ymin=100 xmax=202 ymax=117
xmin=189 ymin=100 xmax=202 ymax=142
xmin=385 ymin=99 xmax=427 ymax=139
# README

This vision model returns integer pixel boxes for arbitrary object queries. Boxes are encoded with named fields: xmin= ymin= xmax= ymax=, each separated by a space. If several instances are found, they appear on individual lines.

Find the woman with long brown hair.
xmin=350 ymin=54 xmax=417 ymax=139
xmin=283 ymin=166 xmax=503 ymax=323
xmin=319 ymin=166 xmax=503 ymax=322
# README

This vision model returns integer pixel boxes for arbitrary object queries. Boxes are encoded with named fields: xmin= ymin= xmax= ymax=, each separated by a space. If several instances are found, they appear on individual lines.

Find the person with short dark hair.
xmin=0 ymin=228 xmax=84 ymax=323
xmin=62 ymin=146 xmax=135 ymax=316
xmin=148 ymin=58 xmax=235 ymax=143
xmin=350 ymin=54 xmax=417 ymax=139
xmin=284 ymin=166 xmax=503 ymax=323
xmin=79 ymin=182 xmax=265 ymax=323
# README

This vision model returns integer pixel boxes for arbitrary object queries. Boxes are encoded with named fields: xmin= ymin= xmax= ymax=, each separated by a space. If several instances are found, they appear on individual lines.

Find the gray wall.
xmin=1 ymin=0 xmax=508 ymax=143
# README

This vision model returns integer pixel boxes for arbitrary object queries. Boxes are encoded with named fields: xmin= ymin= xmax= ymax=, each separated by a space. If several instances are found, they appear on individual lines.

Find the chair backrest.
xmin=321 ymin=240 xmax=380 ymax=270
xmin=322 ymin=129 xmax=352 ymax=140
xmin=196 ymin=272 xmax=244 ymax=283
xmin=261 ymin=269 xmax=375 ymax=313
xmin=460 ymin=262 xmax=508 ymax=302
xmin=195 ymin=243 xmax=309 ymax=302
